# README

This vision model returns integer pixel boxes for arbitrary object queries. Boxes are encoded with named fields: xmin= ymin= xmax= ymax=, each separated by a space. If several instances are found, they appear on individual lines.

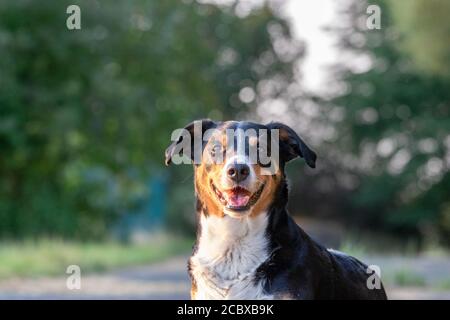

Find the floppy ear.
xmin=266 ymin=122 xmax=317 ymax=168
xmin=165 ymin=119 xmax=217 ymax=165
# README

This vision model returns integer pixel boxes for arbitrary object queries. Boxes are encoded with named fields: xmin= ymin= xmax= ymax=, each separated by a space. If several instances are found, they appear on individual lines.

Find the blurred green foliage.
xmin=0 ymin=0 xmax=300 ymax=238
xmin=323 ymin=0 xmax=450 ymax=245
xmin=1 ymin=0 xmax=448 ymax=248
xmin=387 ymin=0 xmax=450 ymax=77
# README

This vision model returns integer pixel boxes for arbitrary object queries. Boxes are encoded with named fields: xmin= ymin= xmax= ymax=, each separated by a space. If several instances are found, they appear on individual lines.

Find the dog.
xmin=165 ymin=119 xmax=387 ymax=300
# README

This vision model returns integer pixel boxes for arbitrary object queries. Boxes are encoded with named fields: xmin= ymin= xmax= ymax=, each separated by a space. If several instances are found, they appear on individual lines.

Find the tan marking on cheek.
xmin=207 ymin=165 xmax=224 ymax=190
xmin=195 ymin=164 xmax=225 ymax=217
xmin=191 ymin=281 xmax=197 ymax=299
xmin=250 ymin=164 xmax=282 ymax=217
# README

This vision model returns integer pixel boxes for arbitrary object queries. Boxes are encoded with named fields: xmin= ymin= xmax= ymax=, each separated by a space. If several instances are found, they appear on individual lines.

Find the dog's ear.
xmin=266 ymin=122 xmax=317 ymax=168
xmin=165 ymin=119 xmax=217 ymax=165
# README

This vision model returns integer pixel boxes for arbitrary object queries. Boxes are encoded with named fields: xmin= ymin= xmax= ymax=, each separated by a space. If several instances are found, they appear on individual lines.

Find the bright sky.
xmin=280 ymin=0 xmax=341 ymax=92
xmin=204 ymin=0 xmax=342 ymax=93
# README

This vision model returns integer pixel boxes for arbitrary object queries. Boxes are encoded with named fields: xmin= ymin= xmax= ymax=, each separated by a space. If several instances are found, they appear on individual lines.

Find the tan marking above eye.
xmin=249 ymin=136 xmax=258 ymax=147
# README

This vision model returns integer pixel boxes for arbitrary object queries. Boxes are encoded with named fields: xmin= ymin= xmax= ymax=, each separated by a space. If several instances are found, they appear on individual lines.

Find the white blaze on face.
xmin=220 ymin=154 xmax=258 ymax=216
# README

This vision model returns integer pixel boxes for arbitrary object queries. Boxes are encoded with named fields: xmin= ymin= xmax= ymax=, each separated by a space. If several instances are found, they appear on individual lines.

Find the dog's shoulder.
xmin=257 ymin=221 xmax=336 ymax=299
xmin=326 ymin=248 xmax=388 ymax=299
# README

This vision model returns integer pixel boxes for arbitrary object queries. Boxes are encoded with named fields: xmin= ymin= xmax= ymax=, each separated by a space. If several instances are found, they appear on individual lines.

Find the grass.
xmin=435 ymin=278 xmax=450 ymax=291
xmin=336 ymin=233 xmax=425 ymax=257
xmin=0 ymin=235 xmax=193 ymax=280
xmin=336 ymin=236 xmax=447 ymax=291
xmin=337 ymin=239 xmax=369 ymax=258
xmin=390 ymin=270 xmax=427 ymax=287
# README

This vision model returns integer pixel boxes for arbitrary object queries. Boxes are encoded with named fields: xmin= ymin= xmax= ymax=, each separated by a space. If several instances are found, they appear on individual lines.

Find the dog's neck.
xmin=194 ymin=213 xmax=270 ymax=273
xmin=191 ymin=210 xmax=274 ymax=299
xmin=193 ymin=178 xmax=297 ymax=260
xmin=190 ymin=179 xmax=305 ymax=299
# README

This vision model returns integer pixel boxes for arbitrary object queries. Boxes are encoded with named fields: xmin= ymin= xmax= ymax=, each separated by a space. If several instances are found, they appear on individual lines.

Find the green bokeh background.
xmin=0 ymin=0 xmax=449 ymax=250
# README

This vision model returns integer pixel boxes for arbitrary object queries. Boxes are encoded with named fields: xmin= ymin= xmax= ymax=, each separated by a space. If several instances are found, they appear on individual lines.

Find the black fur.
xmin=266 ymin=122 xmax=317 ymax=168
xmin=256 ymin=178 xmax=387 ymax=299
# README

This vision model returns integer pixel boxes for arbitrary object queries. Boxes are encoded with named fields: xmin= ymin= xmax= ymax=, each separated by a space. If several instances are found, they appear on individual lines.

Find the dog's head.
xmin=165 ymin=119 xmax=316 ymax=219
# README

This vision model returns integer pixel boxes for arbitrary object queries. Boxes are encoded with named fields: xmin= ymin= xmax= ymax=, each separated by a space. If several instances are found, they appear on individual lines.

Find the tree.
xmin=322 ymin=0 xmax=450 ymax=246
xmin=0 ymin=0 xmax=302 ymax=238
xmin=387 ymin=0 xmax=450 ymax=78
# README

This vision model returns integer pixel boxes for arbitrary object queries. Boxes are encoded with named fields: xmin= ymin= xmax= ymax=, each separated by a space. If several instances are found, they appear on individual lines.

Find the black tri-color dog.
xmin=165 ymin=119 xmax=387 ymax=300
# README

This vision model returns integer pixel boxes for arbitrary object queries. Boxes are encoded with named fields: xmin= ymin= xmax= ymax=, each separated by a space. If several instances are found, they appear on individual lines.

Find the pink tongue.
xmin=227 ymin=193 xmax=250 ymax=207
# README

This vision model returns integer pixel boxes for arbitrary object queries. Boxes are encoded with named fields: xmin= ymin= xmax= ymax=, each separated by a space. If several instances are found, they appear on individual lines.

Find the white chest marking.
xmin=190 ymin=213 xmax=273 ymax=300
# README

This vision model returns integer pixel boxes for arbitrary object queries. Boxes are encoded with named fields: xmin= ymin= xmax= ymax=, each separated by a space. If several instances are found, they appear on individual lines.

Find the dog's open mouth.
xmin=211 ymin=181 xmax=265 ymax=212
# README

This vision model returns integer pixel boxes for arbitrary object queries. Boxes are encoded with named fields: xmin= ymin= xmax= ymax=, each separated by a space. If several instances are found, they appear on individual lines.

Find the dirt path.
xmin=0 ymin=254 xmax=449 ymax=299
xmin=0 ymin=256 xmax=191 ymax=299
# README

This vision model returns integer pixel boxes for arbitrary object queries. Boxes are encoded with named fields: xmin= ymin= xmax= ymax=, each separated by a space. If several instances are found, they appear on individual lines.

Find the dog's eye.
xmin=257 ymin=143 xmax=272 ymax=167
xmin=258 ymin=142 xmax=270 ymax=155
xmin=210 ymin=143 xmax=223 ymax=156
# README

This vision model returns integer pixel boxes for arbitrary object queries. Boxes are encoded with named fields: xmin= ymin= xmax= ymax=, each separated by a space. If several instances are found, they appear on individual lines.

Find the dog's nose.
xmin=226 ymin=163 xmax=250 ymax=183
